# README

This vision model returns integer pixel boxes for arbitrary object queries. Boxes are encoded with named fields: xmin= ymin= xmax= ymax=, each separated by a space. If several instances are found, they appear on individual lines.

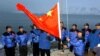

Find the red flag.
xmin=16 ymin=3 xmax=60 ymax=38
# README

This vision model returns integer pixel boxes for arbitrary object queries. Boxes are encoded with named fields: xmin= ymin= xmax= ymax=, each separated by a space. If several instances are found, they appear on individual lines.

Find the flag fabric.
xmin=16 ymin=3 xmax=60 ymax=38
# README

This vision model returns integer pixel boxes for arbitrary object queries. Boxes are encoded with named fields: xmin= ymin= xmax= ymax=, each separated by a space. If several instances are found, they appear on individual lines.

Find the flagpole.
xmin=57 ymin=1 xmax=61 ymax=40
xmin=58 ymin=0 xmax=65 ymax=52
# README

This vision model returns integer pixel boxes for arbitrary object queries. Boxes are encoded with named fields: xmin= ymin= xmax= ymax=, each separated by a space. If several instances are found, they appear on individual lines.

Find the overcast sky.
xmin=0 ymin=0 xmax=100 ymax=15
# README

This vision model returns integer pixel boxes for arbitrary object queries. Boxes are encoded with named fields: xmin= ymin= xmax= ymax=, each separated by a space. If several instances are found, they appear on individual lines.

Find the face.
xmin=19 ymin=28 xmax=24 ymax=32
xmin=77 ymin=32 xmax=82 ymax=38
xmin=7 ymin=28 xmax=12 ymax=32
xmin=84 ymin=25 xmax=89 ymax=29
xmin=96 ymin=26 xmax=100 ymax=30
xmin=60 ymin=22 xmax=64 ymax=29
xmin=34 ymin=25 xmax=37 ymax=29
xmin=72 ymin=25 xmax=76 ymax=30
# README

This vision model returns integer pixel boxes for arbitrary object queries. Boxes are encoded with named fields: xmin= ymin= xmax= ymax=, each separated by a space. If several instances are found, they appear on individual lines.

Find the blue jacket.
xmin=1 ymin=32 xmax=16 ymax=48
xmin=82 ymin=28 xmax=91 ymax=44
xmin=69 ymin=29 xmax=79 ymax=41
xmin=84 ymin=31 xmax=91 ymax=44
xmin=30 ymin=29 xmax=40 ymax=43
xmin=70 ymin=38 xmax=85 ymax=56
xmin=16 ymin=31 xmax=29 ymax=46
xmin=88 ymin=30 xmax=100 ymax=49
xmin=61 ymin=29 xmax=68 ymax=41
xmin=39 ymin=32 xmax=53 ymax=49
xmin=67 ymin=31 xmax=78 ymax=47
xmin=69 ymin=32 xmax=77 ymax=43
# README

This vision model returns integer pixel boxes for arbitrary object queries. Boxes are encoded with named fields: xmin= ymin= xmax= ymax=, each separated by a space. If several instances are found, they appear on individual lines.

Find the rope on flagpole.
xmin=66 ymin=1 xmax=71 ymax=52
xmin=65 ymin=0 xmax=72 ymax=56
xmin=66 ymin=0 xmax=70 ymax=38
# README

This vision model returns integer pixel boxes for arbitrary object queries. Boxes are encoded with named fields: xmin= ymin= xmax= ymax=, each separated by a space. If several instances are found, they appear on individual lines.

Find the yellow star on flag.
xmin=39 ymin=18 xmax=42 ymax=21
xmin=47 ymin=10 xmax=52 ymax=16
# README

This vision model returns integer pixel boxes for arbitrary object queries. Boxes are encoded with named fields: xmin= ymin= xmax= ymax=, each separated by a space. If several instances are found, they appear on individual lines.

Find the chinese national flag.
xmin=16 ymin=3 xmax=60 ymax=38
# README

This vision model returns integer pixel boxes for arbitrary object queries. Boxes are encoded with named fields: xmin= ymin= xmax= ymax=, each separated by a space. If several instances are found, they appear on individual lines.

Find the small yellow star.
xmin=47 ymin=10 xmax=52 ymax=16
xmin=39 ymin=18 xmax=42 ymax=21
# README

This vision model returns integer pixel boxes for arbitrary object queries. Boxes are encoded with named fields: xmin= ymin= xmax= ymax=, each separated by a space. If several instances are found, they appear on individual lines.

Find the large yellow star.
xmin=47 ymin=10 xmax=52 ymax=16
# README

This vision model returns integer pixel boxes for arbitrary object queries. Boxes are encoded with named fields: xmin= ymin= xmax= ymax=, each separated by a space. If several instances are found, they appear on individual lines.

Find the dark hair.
xmin=6 ymin=26 xmax=12 ymax=30
xmin=84 ymin=23 xmax=89 ymax=26
xmin=60 ymin=21 xmax=64 ymax=23
xmin=40 ymin=30 xmax=44 ymax=33
xmin=30 ymin=25 xmax=34 ymax=29
xmin=19 ymin=26 xmax=23 ymax=29
xmin=77 ymin=31 xmax=85 ymax=42
xmin=95 ymin=23 xmax=100 ymax=26
xmin=31 ymin=24 xmax=37 ymax=29
xmin=78 ymin=31 xmax=82 ymax=33
xmin=72 ymin=24 xmax=77 ymax=27
xmin=60 ymin=21 xmax=64 ymax=25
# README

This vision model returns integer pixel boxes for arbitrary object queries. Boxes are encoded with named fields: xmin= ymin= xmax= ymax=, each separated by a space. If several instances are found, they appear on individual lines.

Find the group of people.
xmin=0 ymin=22 xmax=99 ymax=56
xmin=0 ymin=25 xmax=54 ymax=56
xmin=60 ymin=22 xmax=100 ymax=56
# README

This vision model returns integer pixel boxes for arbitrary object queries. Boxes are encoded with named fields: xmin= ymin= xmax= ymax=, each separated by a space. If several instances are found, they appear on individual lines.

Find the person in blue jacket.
xmin=58 ymin=21 xmax=68 ymax=50
xmin=67 ymin=31 xmax=85 ymax=56
xmin=88 ymin=23 xmax=100 ymax=56
xmin=30 ymin=25 xmax=40 ymax=56
xmin=69 ymin=24 xmax=79 ymax=52
xmin=0 ymin=37 xmax=4 ymax=56
xmin=1 ymin=26 xmax=16 ymax=56
xmin=39 ymin=30 xmax=54 ymax=56
xmin=93 ymin=32 xmax=100 ymax=56
xmin=82 ymin=23 xmax=92 ymax=55
xmin=16 ymin=26 xmax=29 ymax=56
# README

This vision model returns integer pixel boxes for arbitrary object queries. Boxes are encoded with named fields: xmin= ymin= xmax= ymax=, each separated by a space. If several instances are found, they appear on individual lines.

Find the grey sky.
xmin=0 ymin=0 xmax=100 ymax=15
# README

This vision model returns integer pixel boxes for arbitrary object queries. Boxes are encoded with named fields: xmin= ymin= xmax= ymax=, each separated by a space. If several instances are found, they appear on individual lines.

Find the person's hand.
xmin=67 ymin=38 xmax=70 ymax=42
xmin=86 ymin=31 xmax=89 ymax=34
xmin=97 ymin=44 xmax=100 ymax=47
xmin=66 ymin=37 xmax=69 ymax=41
xmin=63 ymin=45 xmax=67 ymax=48
xmin=16 ymin=3 xmax=26 ymax=11
xmin=47 ymin=33 xmax=50 ymax=36
xmin=99 ymin=34 xmax=100 ymax=37
xmin=60 ymin=41 xmax=63 ymax=45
